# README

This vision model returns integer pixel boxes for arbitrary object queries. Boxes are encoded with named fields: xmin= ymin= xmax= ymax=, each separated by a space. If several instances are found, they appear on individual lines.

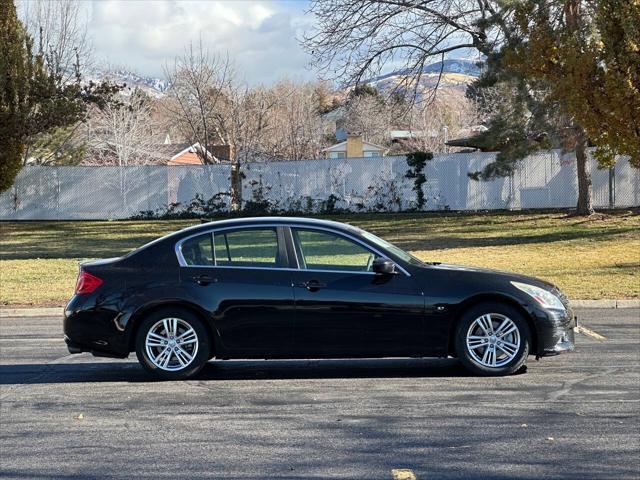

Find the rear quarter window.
xmin=180 ymin=234 xmax=214 ymax=266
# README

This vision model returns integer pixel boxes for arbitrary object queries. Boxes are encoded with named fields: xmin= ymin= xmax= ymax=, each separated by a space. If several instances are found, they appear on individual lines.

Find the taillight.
xmin=75 ymin=270 xmax=103 ymax=294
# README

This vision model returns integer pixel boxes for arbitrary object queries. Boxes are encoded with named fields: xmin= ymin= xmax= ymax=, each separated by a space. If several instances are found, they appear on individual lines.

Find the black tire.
xmin=454 ymin=301 xmax=531 ymax=376
xmin=135 ymin=308 xmax=210 ymax=380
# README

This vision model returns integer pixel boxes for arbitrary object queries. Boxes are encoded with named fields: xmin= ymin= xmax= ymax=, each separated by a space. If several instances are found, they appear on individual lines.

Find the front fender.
xmin=443 ymin=290 xmax=548 ymax=356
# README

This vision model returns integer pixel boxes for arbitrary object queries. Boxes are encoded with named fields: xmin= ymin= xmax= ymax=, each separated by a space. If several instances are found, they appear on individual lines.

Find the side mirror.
xmin=372 ymin=257 xmax=398 ymax=275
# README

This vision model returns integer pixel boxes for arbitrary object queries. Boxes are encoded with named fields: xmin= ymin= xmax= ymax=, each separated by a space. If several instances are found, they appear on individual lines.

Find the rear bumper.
xmin=64 ymin=335 xmax=128 ymax=358
xmin=64 ymin=336 xmax=84 ymax=354
xmin=64 ymin=295 xmax=130 ymax=358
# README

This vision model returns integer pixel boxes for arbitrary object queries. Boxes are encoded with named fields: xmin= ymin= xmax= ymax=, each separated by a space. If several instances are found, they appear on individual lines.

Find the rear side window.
xmin=181 ymin=234 xmax=214 ymax=266
xmin=214 ymin=228 xmax=278 ymax=267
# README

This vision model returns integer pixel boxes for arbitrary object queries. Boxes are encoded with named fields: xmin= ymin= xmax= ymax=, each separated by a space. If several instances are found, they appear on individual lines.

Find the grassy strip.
xmin=1 ymin=210 xmax=638 ymax=306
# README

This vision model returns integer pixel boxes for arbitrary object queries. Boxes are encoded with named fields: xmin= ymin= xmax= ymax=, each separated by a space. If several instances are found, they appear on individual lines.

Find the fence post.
xmin=508 ymin=172 xmax=515 ymax=210
xmin=609 ymin=166 xmax=615 ymax=208
xmin=147 ymin=165 xmax=151 ymax=213
xmin=12 ymin=183 xmax=18 ymax=214
xmin=56 ymin=166 xmax=61 ymax=220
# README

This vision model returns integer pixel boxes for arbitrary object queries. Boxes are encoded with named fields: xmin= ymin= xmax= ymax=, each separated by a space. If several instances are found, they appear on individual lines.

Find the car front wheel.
xmin=135 ymin=309 xmax=210 ymax=380
xmin=455 ymin=302 xmax=531 ymax=376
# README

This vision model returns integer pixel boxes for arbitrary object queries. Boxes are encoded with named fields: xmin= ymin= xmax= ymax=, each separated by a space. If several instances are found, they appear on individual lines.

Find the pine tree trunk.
xmin=575 ymin=127 xmax=594 ymax=216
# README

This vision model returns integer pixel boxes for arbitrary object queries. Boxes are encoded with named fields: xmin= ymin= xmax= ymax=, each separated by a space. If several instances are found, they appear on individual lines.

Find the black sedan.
xmin=64 ymin=217 xmax=576 ymax=379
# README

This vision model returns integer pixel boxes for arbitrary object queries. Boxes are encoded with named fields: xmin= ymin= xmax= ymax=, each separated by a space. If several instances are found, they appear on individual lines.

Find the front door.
xmin=178 ymin=227 xmax=295 ymax=357
xmin=288 ymin=227 xmax=424 ymax=357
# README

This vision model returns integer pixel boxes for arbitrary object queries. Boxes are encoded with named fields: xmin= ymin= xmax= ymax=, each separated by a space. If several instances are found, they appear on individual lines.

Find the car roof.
xmin=180 ymin=216 xmax=361 ymax=235
xmin=126 ymin=217 xmax=363 ymax=258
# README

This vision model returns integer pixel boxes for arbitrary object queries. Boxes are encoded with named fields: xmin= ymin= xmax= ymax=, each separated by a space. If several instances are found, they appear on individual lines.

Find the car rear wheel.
xmin=135 ymin=309 xmax=210 ymax=380
xmin=454 ymin=302 xmax=530 ymax=376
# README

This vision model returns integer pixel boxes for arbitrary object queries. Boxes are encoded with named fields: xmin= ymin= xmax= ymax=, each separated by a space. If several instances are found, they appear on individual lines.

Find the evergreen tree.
xmin=548 ymin=0 xmax=639 ymax=167
xmin=469 ymin=0 xmax=639 ymax=215
xmin=0 ymin=0 xmax=118 ymax=192
xmin=0 ymin=0 xmax=29 ymax=192
xmin=350 ymin=84 xmax=380 ymax=99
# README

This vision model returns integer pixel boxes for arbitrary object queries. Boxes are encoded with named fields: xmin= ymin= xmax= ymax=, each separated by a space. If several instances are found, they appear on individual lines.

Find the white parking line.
xmin=392 ymin=469 xmax=417 ymax=480
xmin=575 ymin=325 xmax=607 ymax=341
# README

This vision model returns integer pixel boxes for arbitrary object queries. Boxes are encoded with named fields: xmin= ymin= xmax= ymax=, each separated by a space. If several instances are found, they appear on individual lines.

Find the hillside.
xmin=83 ymin=68 xmax=169 ymax=98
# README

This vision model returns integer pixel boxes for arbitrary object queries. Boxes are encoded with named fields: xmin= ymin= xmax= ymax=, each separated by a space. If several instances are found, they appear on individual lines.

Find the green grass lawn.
xmin=1 ymin=210 xmax=639 ymax=307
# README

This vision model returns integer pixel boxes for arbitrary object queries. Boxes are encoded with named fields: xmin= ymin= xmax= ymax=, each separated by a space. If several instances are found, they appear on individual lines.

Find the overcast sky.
xmin=83 ymin=0 xmax=314 ymax=84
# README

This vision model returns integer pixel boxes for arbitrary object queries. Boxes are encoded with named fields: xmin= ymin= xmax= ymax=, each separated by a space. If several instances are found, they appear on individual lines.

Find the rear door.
xmin=178 ymin=226 xmax=295 ymax=357
xmin=287 ymin=227 xmax=425 ymax=357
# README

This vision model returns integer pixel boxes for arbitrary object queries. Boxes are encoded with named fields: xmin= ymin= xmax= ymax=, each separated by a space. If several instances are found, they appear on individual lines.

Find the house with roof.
xmin=163 ymin=142 xmax=236 ymax=165
xmin=165 ymin=143 xmax=213 ymax=165
xmin=444 ymin=125 xmax=490 ymax=152
xmin=322 ymin=135 xmax=387 ymax=159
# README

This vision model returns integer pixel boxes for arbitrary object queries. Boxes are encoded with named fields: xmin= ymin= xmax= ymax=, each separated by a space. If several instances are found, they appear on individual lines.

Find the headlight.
xmin=511 ymin=281 xmax=566 ymax=311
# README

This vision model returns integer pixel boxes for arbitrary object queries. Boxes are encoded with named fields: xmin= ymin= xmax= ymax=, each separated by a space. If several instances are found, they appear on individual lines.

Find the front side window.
xmin=293 ymin=229 xmax=375 ymax=272
xmin=214 ymin=228 xmax=279 ymax=267
xmin=181 ymin=233 xmax=214 ymax=266
xmin=359 ymin=230 xmax=423 ymax=266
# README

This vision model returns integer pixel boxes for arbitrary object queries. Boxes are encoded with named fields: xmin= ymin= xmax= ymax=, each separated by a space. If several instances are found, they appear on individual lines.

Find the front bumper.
xmin=542 ymin=324 xmax=576 ymax=356
xmin=535 ymin=305 xmax=577 ymax=356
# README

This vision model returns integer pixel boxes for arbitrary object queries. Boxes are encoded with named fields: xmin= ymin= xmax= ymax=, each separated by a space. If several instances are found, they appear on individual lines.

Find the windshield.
xmin=360 ymin=230 xmax=424 ymax=266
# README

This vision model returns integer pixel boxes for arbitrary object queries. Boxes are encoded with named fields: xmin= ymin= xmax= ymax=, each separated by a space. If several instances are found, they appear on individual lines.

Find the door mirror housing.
xmin=372 ymin=257 xmax=398 ymax=275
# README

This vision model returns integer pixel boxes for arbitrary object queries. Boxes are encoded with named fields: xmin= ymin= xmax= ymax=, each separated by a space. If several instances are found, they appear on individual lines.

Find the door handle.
xmin=192 ymin=274 xmax=217 ymax=285
xmin=294 ymin=280 xmax=327 ymax=292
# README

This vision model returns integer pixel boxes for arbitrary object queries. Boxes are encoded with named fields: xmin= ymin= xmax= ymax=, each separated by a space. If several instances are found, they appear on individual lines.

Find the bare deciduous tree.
xmin=163 ymin=43 xmax=235 ymax=164
xmin=302 ymin=0 xmax=505 ymax=96
xmin=85 ymin=90 xmax=160 ymax=166
xmin=80 ymin=89 xmax=160 ymax=210
xmin=342 ymin=93 xmax=392 ymax=145
xmin=261 ymin=80 xmax=327 ymax=161
xmin=20 ymin=0 xmax=92 ymax=79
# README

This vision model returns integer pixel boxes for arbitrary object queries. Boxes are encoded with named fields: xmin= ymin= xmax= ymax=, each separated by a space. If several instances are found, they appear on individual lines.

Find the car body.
xmin=64 ymin=217 xmax=576 ymax=379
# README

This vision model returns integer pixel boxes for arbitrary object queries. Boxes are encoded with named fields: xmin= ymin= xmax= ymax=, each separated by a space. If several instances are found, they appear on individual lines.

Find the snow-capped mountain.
xmin=83 ymin=68 xmax=169 ymax=98
xmin=422 ymin=58 xmax=483 ymax=76
xmin=359 ymin=58 xmax=483 ymax=101
xmin=365 ymin=58 xmax=483 ymax=84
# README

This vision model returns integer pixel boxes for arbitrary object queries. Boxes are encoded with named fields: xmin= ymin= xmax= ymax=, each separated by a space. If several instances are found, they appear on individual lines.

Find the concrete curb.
xmin=571 ymin=300 xmax=640 ymax=309
xmin=0 ymin=308 xmax=62 ymax=318
xmin=1 ymin=300 xmax=638 ymax=318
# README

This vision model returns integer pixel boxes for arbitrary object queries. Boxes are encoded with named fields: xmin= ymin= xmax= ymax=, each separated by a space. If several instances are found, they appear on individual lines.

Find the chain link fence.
xmin=1 ymin=150 xmax=637 ymax=220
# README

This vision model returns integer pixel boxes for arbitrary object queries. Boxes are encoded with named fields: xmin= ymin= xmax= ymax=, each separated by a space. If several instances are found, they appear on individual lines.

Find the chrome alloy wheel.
xmin=145 ymin=317 xmax=199 ymax=371
xmin=465 ymin=313 xmax=521 ymax=368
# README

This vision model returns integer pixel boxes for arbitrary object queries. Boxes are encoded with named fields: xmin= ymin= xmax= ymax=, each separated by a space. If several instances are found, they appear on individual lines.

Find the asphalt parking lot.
xmin=1 ymin=308 xmax=638 ymax=479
